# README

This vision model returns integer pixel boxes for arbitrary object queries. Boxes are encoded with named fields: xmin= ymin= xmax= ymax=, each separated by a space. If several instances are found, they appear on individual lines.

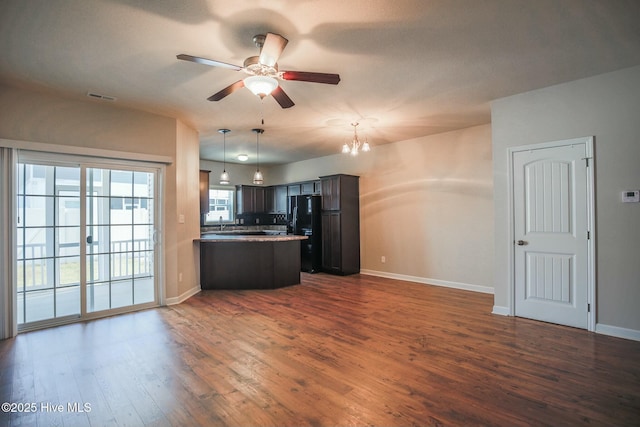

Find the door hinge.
xmin=587 ymin=230 xmax=591 ymax=240
xmin=588 ymin=303 xmax=591 ymax=313
xmin=583 ymin=157 xmax=592 ymax=167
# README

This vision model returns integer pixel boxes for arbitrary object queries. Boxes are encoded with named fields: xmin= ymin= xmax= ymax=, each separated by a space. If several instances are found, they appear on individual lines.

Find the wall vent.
xmin=87 ymin=92 xmax=117 ymax=102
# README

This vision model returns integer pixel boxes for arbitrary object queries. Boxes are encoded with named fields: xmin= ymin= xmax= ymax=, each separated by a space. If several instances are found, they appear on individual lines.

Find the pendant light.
xmin=252 ymin=128 xmax=264 ymax=184
xmin=218 ymin=129 xmax=230 ymax=184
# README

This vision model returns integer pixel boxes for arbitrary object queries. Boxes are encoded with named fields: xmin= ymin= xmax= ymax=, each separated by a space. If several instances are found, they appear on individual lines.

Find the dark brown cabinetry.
xmin=302 ymin=181 xmax=321 ymax=195
xmin=236 ymin=185 xmax=265 ymax=214
xmin=320 ymin=174 xmax=360 ymax=275
xmin=288 ymin=184 xmax=301 ymax=197
xmin=200 ymin=239 xmax=301 ymax=290
xmin=266 ymin=185 xmax=288 ymax=213
xmin=199 ymin=170 xmax=210 ymax=222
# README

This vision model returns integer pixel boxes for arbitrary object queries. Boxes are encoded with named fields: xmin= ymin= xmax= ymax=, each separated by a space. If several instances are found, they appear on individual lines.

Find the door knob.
xmin=517 ymin=240 xmax=527 ymax=246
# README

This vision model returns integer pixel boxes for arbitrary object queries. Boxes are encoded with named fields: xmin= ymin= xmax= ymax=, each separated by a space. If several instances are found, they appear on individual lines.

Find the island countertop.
xmin=196 ymin=233 xmax=308 ymax=243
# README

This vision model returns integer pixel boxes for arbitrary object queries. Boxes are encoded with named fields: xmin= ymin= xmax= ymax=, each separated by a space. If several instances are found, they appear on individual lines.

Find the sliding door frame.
xmin=9 ymin=148 xmax=166 ymax=333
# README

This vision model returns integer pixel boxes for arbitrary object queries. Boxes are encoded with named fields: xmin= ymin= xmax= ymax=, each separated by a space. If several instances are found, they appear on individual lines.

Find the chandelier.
xmin=342 ymin=122 xmax=371 ymax=155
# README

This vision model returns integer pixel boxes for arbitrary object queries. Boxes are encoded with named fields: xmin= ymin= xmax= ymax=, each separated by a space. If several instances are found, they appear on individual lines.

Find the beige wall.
xmin=270 ymin=124 xmax=494 ymax=291
xmin=0 ymin=84 xmax=201 ymax=302
xmin=491 ymin=65 xmax=640 ymax=335
xmin=173 ymin=120 xmax=201 ymax=298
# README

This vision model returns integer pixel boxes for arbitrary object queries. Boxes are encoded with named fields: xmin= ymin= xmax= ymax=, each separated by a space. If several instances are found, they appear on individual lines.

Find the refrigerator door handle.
xmin=293 ymin=206 xmax=298 ymax=233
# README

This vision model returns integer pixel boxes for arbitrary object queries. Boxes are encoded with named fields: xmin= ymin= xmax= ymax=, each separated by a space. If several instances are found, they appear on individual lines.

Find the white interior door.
xmin=512 ymin=139 xmax=593 ymax=329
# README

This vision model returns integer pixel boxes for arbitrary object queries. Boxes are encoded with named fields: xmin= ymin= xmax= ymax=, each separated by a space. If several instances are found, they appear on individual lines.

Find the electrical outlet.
xmin=381 ymin=256 xmax=386 ymax=263
xmin=178 ymin=273 xmax=183 ymax=282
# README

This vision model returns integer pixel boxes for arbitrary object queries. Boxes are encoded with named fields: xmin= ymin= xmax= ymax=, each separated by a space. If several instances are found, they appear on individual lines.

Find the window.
xmin=205 ymin=187 xmax=234 ymax=224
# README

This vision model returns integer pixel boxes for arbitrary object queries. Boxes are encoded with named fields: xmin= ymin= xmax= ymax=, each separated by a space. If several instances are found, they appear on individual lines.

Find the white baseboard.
xmin=360 ymin=269 xmax=494 ymax=294
xmin=165 ymin=285 xmax=201 ymax=306
xmin=595 ymin=323 xmax=640 ymax=342
xmin=492 ymin=305 xmax=511 ymax=316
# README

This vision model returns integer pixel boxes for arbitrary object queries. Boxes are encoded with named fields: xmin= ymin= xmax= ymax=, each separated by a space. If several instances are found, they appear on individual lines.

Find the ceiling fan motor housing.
xmin=243 ymin=56 xmax=279 ymax=77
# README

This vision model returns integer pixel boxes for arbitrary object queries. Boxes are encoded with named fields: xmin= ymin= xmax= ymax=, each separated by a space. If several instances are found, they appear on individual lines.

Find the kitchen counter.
xmin=198 ymin=232 xmax=306 ymax=243
xmin=197 ymin=233 xmax=307 ymax=290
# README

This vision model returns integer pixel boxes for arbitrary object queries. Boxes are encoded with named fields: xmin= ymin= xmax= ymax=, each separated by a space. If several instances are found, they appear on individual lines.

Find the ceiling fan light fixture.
xmin=244 ymin=75 xmax=278 ymax=98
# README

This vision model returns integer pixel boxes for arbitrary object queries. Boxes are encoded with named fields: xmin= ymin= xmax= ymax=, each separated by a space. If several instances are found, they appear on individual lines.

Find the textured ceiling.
xmin=1 ymin=0 xmax=639 ymax=165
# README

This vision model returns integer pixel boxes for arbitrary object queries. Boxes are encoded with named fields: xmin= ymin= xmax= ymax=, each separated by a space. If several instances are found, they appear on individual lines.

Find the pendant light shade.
xmin=220 ymin=170 xmax=230 ymax=185
xmin=218 ymin=129 xmax=231 ymax=184
xmin=252 ymin=128 xmax=264 ymax=184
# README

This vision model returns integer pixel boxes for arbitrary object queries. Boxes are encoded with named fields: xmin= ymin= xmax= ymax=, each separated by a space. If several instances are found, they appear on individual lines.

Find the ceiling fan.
xmin=177 ymin=32 xmax=340 ymax=108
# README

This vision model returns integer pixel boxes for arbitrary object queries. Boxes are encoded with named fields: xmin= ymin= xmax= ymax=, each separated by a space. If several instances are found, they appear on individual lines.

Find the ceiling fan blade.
xmin=271 ymin=86 xmax=295 ymax=109
xmin=259 ymin=33 xmax=288 ymax=67
xmin=177 ymin=54 xmax=243 ymax=71
xmin=281 ymin=71 xmax=341 ymax=85
xmin=207 ymin=80 xmax=245 ymax=101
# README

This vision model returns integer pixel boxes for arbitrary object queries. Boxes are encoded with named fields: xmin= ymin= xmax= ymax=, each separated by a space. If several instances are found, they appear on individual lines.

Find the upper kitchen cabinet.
xmin=276 ymin=185 xmax=288 ymax=213
xmin=288 ymin=180 xmax=321 ymax=198
xmin=266 ymin=185 xmax=287 ymax=214
xmin=236 ymin=185 xmax=266 ymax=214
xmin=288 ymin=184 xmax=301 ymax=197
xmin=321 ymin=174 xmax=358 ymax=211
xmin=199 ymin=170 xmax=210 ymax=216
xmin=320 ymin=174 xmax=360 ymax=275
xmin=301 ymin=180 xmax=321 ymax=195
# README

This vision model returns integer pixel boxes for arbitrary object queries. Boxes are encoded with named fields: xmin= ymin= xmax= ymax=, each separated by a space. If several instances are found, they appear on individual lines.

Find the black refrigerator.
xmin=288 ymin=195 xmax=322 ymax=273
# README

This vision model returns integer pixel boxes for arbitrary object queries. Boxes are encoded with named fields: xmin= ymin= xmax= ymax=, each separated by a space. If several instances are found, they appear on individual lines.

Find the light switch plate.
xmin=621 ymin=190 xmax=640 ymax=203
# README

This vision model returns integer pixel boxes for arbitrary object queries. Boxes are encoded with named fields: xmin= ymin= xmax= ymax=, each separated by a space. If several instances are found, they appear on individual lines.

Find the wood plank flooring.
xmin=1 ymin=273 xmax=639 ymax=426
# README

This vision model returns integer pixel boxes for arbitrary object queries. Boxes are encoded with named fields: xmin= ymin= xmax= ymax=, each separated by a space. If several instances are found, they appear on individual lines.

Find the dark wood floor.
xmin=1 ymin=273 xmax=639 ymax=427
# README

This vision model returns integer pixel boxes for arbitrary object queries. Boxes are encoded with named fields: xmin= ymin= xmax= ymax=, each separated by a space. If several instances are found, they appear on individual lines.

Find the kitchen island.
xmin=196 ymin=232 xmax=308 ymax=290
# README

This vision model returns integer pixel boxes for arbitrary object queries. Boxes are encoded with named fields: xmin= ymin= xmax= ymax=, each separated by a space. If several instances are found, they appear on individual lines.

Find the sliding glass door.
xmin=16 ymin=164 xmax=81 ymax=323
xmin=16 ymin=158 xmax=159 ymax=330
xmin=85 ymin=168 xmax=155 ymax=312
